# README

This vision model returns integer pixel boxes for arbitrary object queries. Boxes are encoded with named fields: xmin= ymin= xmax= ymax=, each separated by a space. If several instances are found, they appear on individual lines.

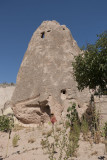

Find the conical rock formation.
xmin=12 ymin=20 xmax=90 ymax=124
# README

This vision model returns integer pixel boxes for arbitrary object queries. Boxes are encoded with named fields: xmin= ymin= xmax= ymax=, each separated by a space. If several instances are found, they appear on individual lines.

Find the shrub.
xmin=81 ymin=117 xmax=89 ymax=140
xmin=66 ymin=103 xmax=80 ymax=127
xmin=12 ymin=134 xmax=20 ymax=147
xmin=0 ymin=115 xmax=14 ymax=132
xmin=81 ymin=118 xmax=89 ymax=134
xmin=41 ymin=103 xmax=80 ymax=160
xmin=104 ymin=122 xmax=107 ymax=138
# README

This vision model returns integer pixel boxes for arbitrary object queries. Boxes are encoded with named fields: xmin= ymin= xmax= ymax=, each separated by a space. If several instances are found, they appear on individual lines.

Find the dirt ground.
xmin=0 ymin=123 xmax=106 ymax=160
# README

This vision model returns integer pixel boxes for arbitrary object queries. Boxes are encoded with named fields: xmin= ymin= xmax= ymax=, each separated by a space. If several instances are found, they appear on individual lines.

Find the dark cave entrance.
xmin=40 ymin=105 xmax=51 ymax=116
xmin=41 ymin=32 xmax=45 ymax=38
xmin=61 ymin=89 xmax=66 ymax=94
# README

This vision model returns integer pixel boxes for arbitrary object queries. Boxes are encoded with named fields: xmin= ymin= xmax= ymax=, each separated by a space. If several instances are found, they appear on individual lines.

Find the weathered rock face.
xmin=12 ymin=20 xmax=91 ymax=124
xmin=95 ymin=95 xmax=107 ymax=124
xmin=0 ymin=85 xmax=15 ymax=115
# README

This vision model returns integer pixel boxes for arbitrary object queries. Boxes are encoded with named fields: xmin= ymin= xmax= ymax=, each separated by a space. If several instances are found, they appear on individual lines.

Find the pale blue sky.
xmin=0 ymin=0 xmax=107 ymax=83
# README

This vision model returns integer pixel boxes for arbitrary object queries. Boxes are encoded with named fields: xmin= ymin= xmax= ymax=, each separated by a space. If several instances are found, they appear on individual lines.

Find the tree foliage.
xmin=72 ymin=31 xmax=107 ymax=91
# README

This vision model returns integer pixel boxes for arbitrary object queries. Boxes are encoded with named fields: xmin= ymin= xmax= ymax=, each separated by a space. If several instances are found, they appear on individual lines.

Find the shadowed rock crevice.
xmin=40 ymin=105 xmax=51 ymax=116
xmin=13 ymin=99 xmax=51 ymax=124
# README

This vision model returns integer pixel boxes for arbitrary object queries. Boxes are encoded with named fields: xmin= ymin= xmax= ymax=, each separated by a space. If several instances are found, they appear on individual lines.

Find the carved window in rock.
xmin=61 ymin=89 xmax=67 ymax=100
xmin=41 ymin=32 xmax=45 ymax=38
xmin=61 ymin=89 xmax=66 ymax=94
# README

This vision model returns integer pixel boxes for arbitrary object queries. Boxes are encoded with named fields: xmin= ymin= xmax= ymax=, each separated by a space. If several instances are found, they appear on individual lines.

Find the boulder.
xmin=12 ymin=20 xmax=90 ymax=124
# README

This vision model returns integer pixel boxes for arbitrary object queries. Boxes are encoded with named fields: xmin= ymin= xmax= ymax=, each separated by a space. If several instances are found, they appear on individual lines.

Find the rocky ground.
xmin=0 ymin=122 xmax=106 ymax=160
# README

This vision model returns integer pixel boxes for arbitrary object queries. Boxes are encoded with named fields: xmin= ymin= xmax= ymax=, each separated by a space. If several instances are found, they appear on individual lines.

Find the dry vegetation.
xmin=0 ymin=102 xmax=107 ymax=160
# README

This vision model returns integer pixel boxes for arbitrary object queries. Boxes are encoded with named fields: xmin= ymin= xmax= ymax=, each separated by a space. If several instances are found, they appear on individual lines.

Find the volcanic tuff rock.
xmin=0 ymin=85 xmax=15 ymax=115
xmin=12 ymin=20 xmax=91 ymax=124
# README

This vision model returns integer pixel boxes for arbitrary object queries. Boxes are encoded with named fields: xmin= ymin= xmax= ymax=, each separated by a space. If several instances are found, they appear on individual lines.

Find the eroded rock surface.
xmin=0 ymin=85 xmax=15 ymax=115
xmin=12 ymin=20 xmax=90 ymax=124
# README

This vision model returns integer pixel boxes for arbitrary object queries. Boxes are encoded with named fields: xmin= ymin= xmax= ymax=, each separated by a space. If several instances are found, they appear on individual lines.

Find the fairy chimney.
xmin=12 ymin=20 xmax=90 ymax=124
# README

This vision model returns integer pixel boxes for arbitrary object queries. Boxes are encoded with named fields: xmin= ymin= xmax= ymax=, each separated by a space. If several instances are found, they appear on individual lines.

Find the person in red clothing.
xmin=50 ymin=113 xmax=57 ymax=125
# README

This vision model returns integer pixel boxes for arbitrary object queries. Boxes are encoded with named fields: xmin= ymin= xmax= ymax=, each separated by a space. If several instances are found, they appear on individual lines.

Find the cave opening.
xmin=41 ymin=32 xmax=45 ymax=38
xmin=61 ymin=89 xmax=66 ymax=94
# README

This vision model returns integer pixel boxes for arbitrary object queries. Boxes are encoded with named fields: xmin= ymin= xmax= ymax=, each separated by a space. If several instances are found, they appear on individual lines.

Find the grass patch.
xmin=12 ymin=134 xmax=20 ymax=147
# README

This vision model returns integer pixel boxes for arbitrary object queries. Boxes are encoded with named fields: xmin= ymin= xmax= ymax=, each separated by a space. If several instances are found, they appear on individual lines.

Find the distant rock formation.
xmin=0 ymin=85 xmax=15 ymax=115
xmin=12 ymin=20 xmax=90 ymax=124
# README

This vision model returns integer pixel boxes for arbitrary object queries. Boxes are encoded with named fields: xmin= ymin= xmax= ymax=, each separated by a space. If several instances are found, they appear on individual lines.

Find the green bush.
xmin=81 ymin=118 xmax=89 ymax=135
xmin=0 ymin=115 xmax=14 ymax=132
xmin=12 ymin=134 xmax=20 ymax=147
xmin=66 ymin=103 xmax=80 ymax=129
xmin=41 ymin=103 xmax=81 ymax=160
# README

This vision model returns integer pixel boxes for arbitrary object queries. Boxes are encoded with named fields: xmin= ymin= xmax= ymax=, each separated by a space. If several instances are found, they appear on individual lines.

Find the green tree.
xmin=72 ymin=31 xmax=107 ymax=92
